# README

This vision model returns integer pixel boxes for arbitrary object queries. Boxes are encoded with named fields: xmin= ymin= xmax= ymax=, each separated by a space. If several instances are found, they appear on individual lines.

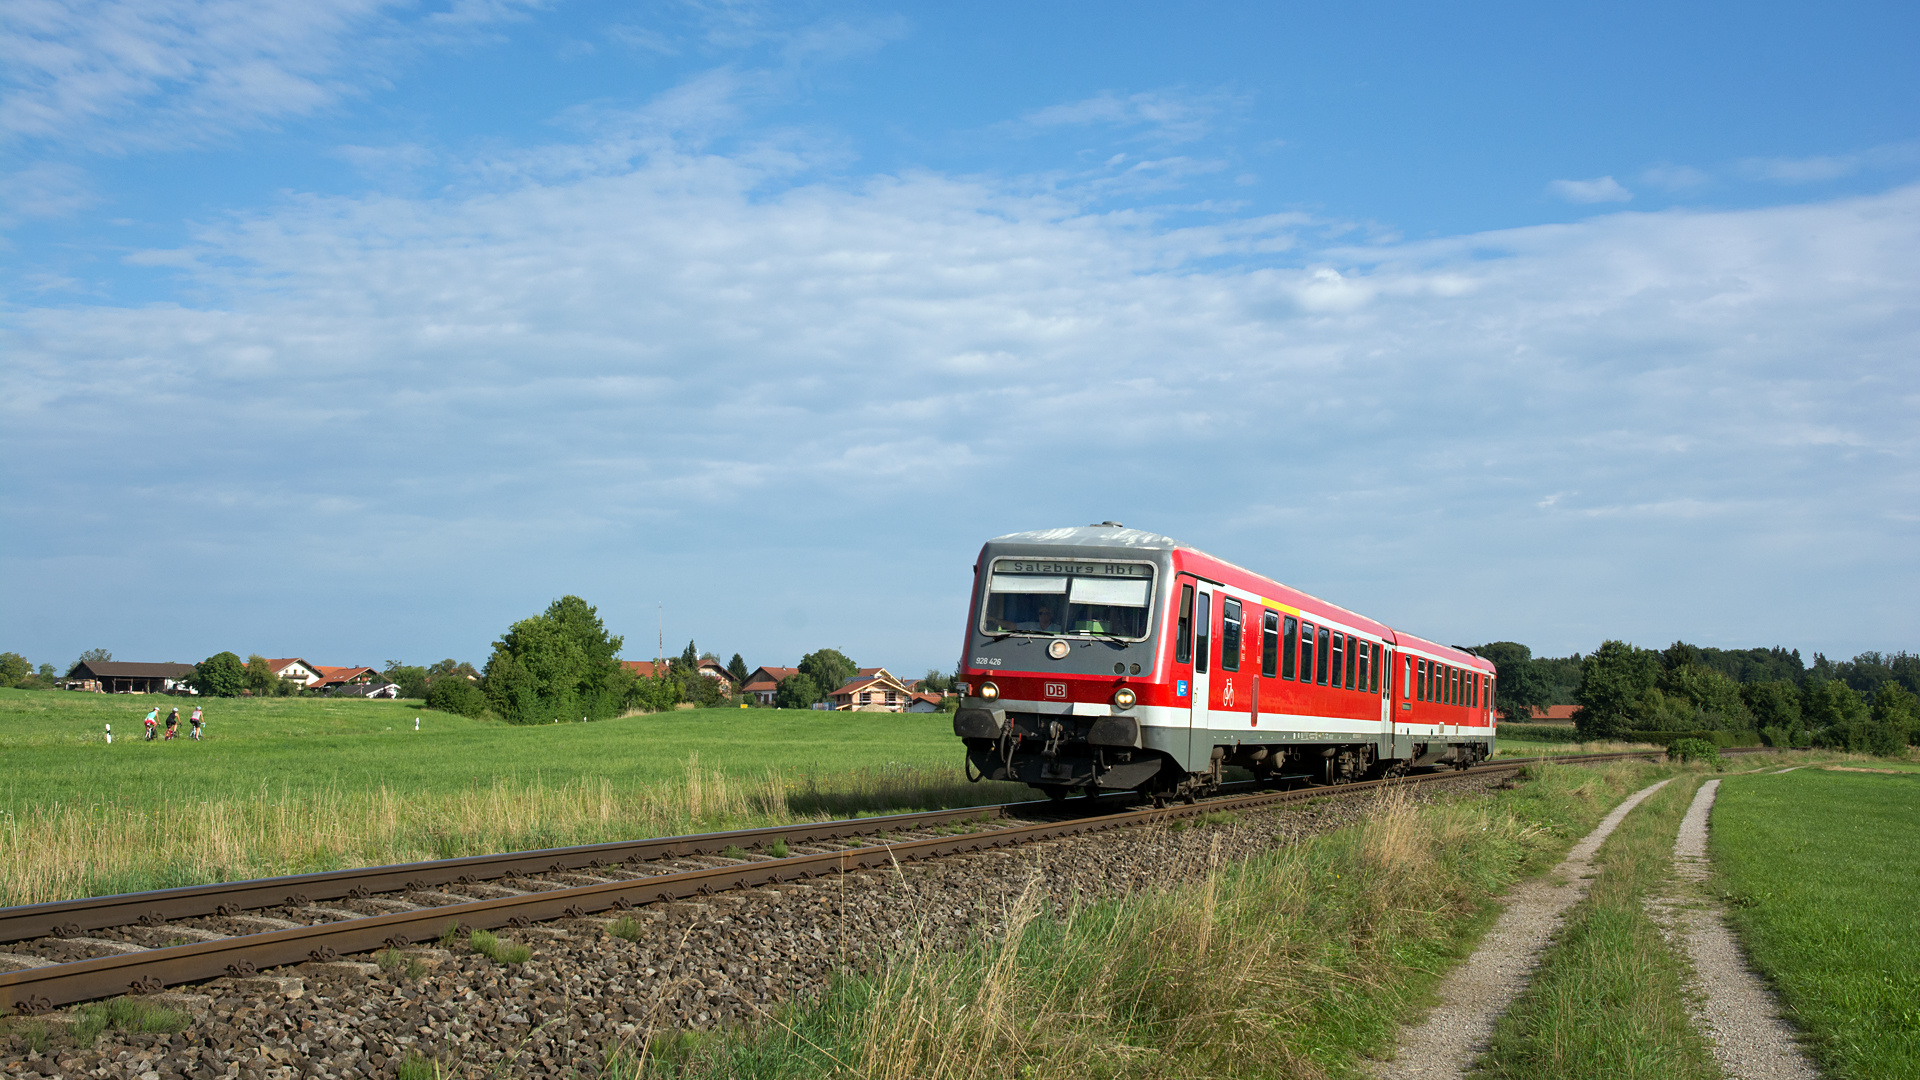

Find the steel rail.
xmin=0 ymin=746 xmax=1770 ymax=1014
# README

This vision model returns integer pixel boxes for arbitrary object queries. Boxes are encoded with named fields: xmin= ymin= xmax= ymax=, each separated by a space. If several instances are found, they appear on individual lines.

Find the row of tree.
xmin=1476 ymin=639 xmax=1919 ymax=755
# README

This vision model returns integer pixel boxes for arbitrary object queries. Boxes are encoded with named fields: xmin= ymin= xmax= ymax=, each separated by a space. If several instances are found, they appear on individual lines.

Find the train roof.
xmin=983 ymin=524 xmax=1491 ymax=672
xmin=987 ymin=524 xmax=1179 ymax=550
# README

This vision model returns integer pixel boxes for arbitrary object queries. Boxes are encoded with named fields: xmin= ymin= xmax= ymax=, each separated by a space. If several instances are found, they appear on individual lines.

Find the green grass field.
xmin=0 ymin=689 xmax=969 ymax=808
xmin=1713 ymin=766 xmax=1920 ymax=1079
xmin=0 ymin=689 xmax=1022 ymax=905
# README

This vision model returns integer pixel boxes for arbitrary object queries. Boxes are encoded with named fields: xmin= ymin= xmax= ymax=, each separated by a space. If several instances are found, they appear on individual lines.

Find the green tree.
xmin=1656 ymin=663 xmax=1753 ymax=730
xmin=190 ymin=652 xmax=246 ymax=697
xmin=799 ymin=649 xmax=857 ymax=699
xmin=920 ymin=668 xmax=954 ymax=694
xmin=774 ymin=673 xmax=820 ymax=709
xmin=383 ymin=662 xmax=431 ymax=699
xmin=68 ymin=648 xmax=112 ymax=677
xmin=243 ymin=655 xmax=279 ymax=696
xmin=0 ymin=652 xmax=29 ymax=688
xmin=1572 ymin=640 xmax=1659 ymax=739
xmin=1473 ymin=642 xmax=1553 ymax=722
xmin=482 ymin=595 xmax=626 ymax=724
xmin=1869 ymin=682 xmax=1919 ymax=753
xmin=1802 ymin=679 xmax=1869 ymax=750
xmin=428 ymin=659 xmax=480 ymax=681
xmin=727 ymin=653 xmax=750 ymax=686
xmin=1739 ymin=680 xmax=1801 ymax=728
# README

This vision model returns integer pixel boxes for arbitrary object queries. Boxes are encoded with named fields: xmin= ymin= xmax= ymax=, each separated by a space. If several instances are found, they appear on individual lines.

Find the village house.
xmin=63 ymin=661 xmax=197 ymax=694
xmin=829 ymin=667 xmax=916 ymax=712
xmin=311 ymin=666 xmax=380 ymax=691
xmin=261 ymin=658 xmax=324 ymax=687
xmin=739 ymin=666 xmax=798 ymax=705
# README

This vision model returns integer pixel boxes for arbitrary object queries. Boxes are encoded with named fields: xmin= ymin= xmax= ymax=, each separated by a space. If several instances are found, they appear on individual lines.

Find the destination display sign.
xmin=993 ymin=558 xmax=1152 ymax=577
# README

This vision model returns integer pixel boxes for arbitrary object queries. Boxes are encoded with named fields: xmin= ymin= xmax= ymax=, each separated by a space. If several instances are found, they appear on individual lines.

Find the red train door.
xmin=1190 ymin=585 xmax=1212 ymax=766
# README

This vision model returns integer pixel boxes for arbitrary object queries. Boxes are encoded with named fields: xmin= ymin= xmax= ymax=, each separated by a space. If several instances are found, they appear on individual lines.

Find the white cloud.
xmin=4 ymin=115 xmax=1917 ymax=669
xmin=1640 ymin=163 xmax=1711 ymax=190
xmin=1547 ymin=175 xmax=1632 ymax=203
xmin=0 ymin=0 xmax=542 ymax=150
xmin=1020 ymin=88 xmax=1240 ymax=144
xmin=1738 ymin=142 xmax=1920 ymax=184
xmin=0 ymin=161 xmax=97 ymax=222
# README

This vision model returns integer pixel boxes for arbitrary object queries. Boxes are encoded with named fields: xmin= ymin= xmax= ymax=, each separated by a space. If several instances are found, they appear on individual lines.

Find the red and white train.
xmin=953 ymin=524 xmax=1496 ymax=800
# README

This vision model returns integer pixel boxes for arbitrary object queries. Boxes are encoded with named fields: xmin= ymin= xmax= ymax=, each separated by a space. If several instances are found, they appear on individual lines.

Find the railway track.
xmin=0 ymin=747 xmax=1760 ymax=1015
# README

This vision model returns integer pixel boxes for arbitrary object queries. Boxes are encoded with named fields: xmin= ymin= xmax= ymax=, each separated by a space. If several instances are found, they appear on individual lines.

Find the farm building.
xmin=64 ymin=661 xmax=197 ymax=694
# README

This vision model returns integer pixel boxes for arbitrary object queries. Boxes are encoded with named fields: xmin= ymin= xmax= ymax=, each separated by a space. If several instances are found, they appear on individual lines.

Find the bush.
xmin=1494 ymin=723 xmax=1582 ymax=742
xmin=774 ymin=672 xmax=821 ymax=709
xmin=426 ymin=677 xmax=488 ymax=718
xmin=1667 ymin=738 xmax=1723 ymax=768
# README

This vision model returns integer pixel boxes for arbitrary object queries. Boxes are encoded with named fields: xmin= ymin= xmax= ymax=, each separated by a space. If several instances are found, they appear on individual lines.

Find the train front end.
xmin=951 ymin=524 xmax=1180 ymax=797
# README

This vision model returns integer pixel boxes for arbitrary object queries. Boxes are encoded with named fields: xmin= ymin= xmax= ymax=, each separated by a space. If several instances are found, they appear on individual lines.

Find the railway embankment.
xmin=0 ymin=770 xmax=1519 ymax=1079
xmin=638 ymin=759 xmax=1682 ymax=1079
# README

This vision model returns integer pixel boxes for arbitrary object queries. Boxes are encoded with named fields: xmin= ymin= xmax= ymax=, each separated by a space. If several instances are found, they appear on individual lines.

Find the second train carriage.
xmin=952 ymin=524 xmax=1496 ymax=800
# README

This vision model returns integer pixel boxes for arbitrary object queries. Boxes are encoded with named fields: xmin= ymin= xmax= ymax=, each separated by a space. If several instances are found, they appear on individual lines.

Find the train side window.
xmin=1471 ymin=672 xmax=1480 ymax=708
xmin=1403 ymin=655 xmax=1412 ymax=698
xmin=1282 ymin=617 xmax=1298 ymax=679
xmin=1195 ymin=592 xmax=1211 ymax=674
xmin=1372 ymin=643 xmax=1383 ymax=694
xmin=1219 ymin=598 xmax=1242 ymax=672
xmin=1175 ymin=585 xmax=1194 ymax=664
xmin=1453 ymin=668 xmax=1462 ymax=706
xmin=1417 ymin=659 xmax=1428 ymax=701
xmin=1347 ymin=637 xmax=1360 ymax=690
xmin=1299 ymin=622 xmax=1314 ymax=682
xmin=1316 ymin=626 xmax=1331 ymax=685
xmin=1354 ymin=640 xmax=1366 ymax=692
xmin=1440 ymin=665 xmax=1449 ymax=705
xmin=1446 ymin=666 xmax=1455 ymax=705
xmin=1329 ymin=632 xmax=1344 ymax=688
xmin=1262 ymin=610 xmax=1279 ymax=677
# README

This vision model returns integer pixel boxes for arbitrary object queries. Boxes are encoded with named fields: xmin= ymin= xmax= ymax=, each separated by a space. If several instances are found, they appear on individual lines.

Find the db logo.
xmin=1044 ymin=683 xmax=1068 ymax=699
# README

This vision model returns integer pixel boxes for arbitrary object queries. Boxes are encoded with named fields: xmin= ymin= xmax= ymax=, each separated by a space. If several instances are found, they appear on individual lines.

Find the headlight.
xmin=978 ymin=681 xmax=1000 ymax=702
xmin=1047 ymin=639 xmax=1070 ymax=660
xmin=1113 ymin=687 xmax=1136 ymax=710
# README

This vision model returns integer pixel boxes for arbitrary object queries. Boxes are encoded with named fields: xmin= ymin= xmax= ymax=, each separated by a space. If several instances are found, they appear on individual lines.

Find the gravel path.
xmin=3 ymin=775 xmax=1506 ymax=1080
xmin=1369 ymin=778 xmax=1673 ymax=1080
xmin=1662 ymin=779 xmax=1818 ymax=1080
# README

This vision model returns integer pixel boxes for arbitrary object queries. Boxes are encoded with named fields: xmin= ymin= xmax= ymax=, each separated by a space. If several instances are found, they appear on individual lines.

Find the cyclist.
xmin=143 ymin=707 xmax=158 ymax=741
xmin=189 ymin=705 xmax=204 ymax=740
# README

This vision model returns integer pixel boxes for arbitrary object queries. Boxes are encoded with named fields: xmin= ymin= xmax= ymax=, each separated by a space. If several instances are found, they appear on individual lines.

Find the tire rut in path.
xmin=1658 ymin=778 xmax=1818 ymax=1080
xmin=1369 ymin=778 xmax=1673 ymax=1080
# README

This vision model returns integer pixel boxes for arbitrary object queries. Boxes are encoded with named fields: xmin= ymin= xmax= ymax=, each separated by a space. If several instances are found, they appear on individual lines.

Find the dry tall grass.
xmin=704 ymin=773 xmax=1635 ymax=1080
xmin=0 ymin=755 xmax=1027 ymax=906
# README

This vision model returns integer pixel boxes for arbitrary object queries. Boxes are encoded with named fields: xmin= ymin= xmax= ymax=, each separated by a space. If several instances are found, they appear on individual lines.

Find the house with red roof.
xmin=740 ymin=666 xmax=799 ymax=705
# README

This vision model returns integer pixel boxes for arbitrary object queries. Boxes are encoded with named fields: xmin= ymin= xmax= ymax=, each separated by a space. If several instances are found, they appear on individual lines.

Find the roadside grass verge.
xmin=632 ymin=759 xmax=1675 ymax=1080
xmin=1474 ymin=771 xmax=1719 ymax=1080
xmin=1713 ymin=767 xmax=1920 ymax=1079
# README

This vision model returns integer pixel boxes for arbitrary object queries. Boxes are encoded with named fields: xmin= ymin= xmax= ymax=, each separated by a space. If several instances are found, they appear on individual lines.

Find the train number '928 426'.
xmin=950 ymin=523 xmax=1496 ymax=804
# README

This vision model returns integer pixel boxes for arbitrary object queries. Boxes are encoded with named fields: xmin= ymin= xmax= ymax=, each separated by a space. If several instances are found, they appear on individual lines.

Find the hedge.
xmin=1626 ymin=729 xmax=1764 ymax=749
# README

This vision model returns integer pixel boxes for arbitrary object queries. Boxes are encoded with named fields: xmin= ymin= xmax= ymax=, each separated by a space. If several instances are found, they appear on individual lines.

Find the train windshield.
xmin=979 ymin=559 xmax=1156 ymax=639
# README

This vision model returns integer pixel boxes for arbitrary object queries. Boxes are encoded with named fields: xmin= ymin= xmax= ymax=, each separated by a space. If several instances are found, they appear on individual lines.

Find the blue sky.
xmin=3 ymin=0 xmax=1916 ymax=678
